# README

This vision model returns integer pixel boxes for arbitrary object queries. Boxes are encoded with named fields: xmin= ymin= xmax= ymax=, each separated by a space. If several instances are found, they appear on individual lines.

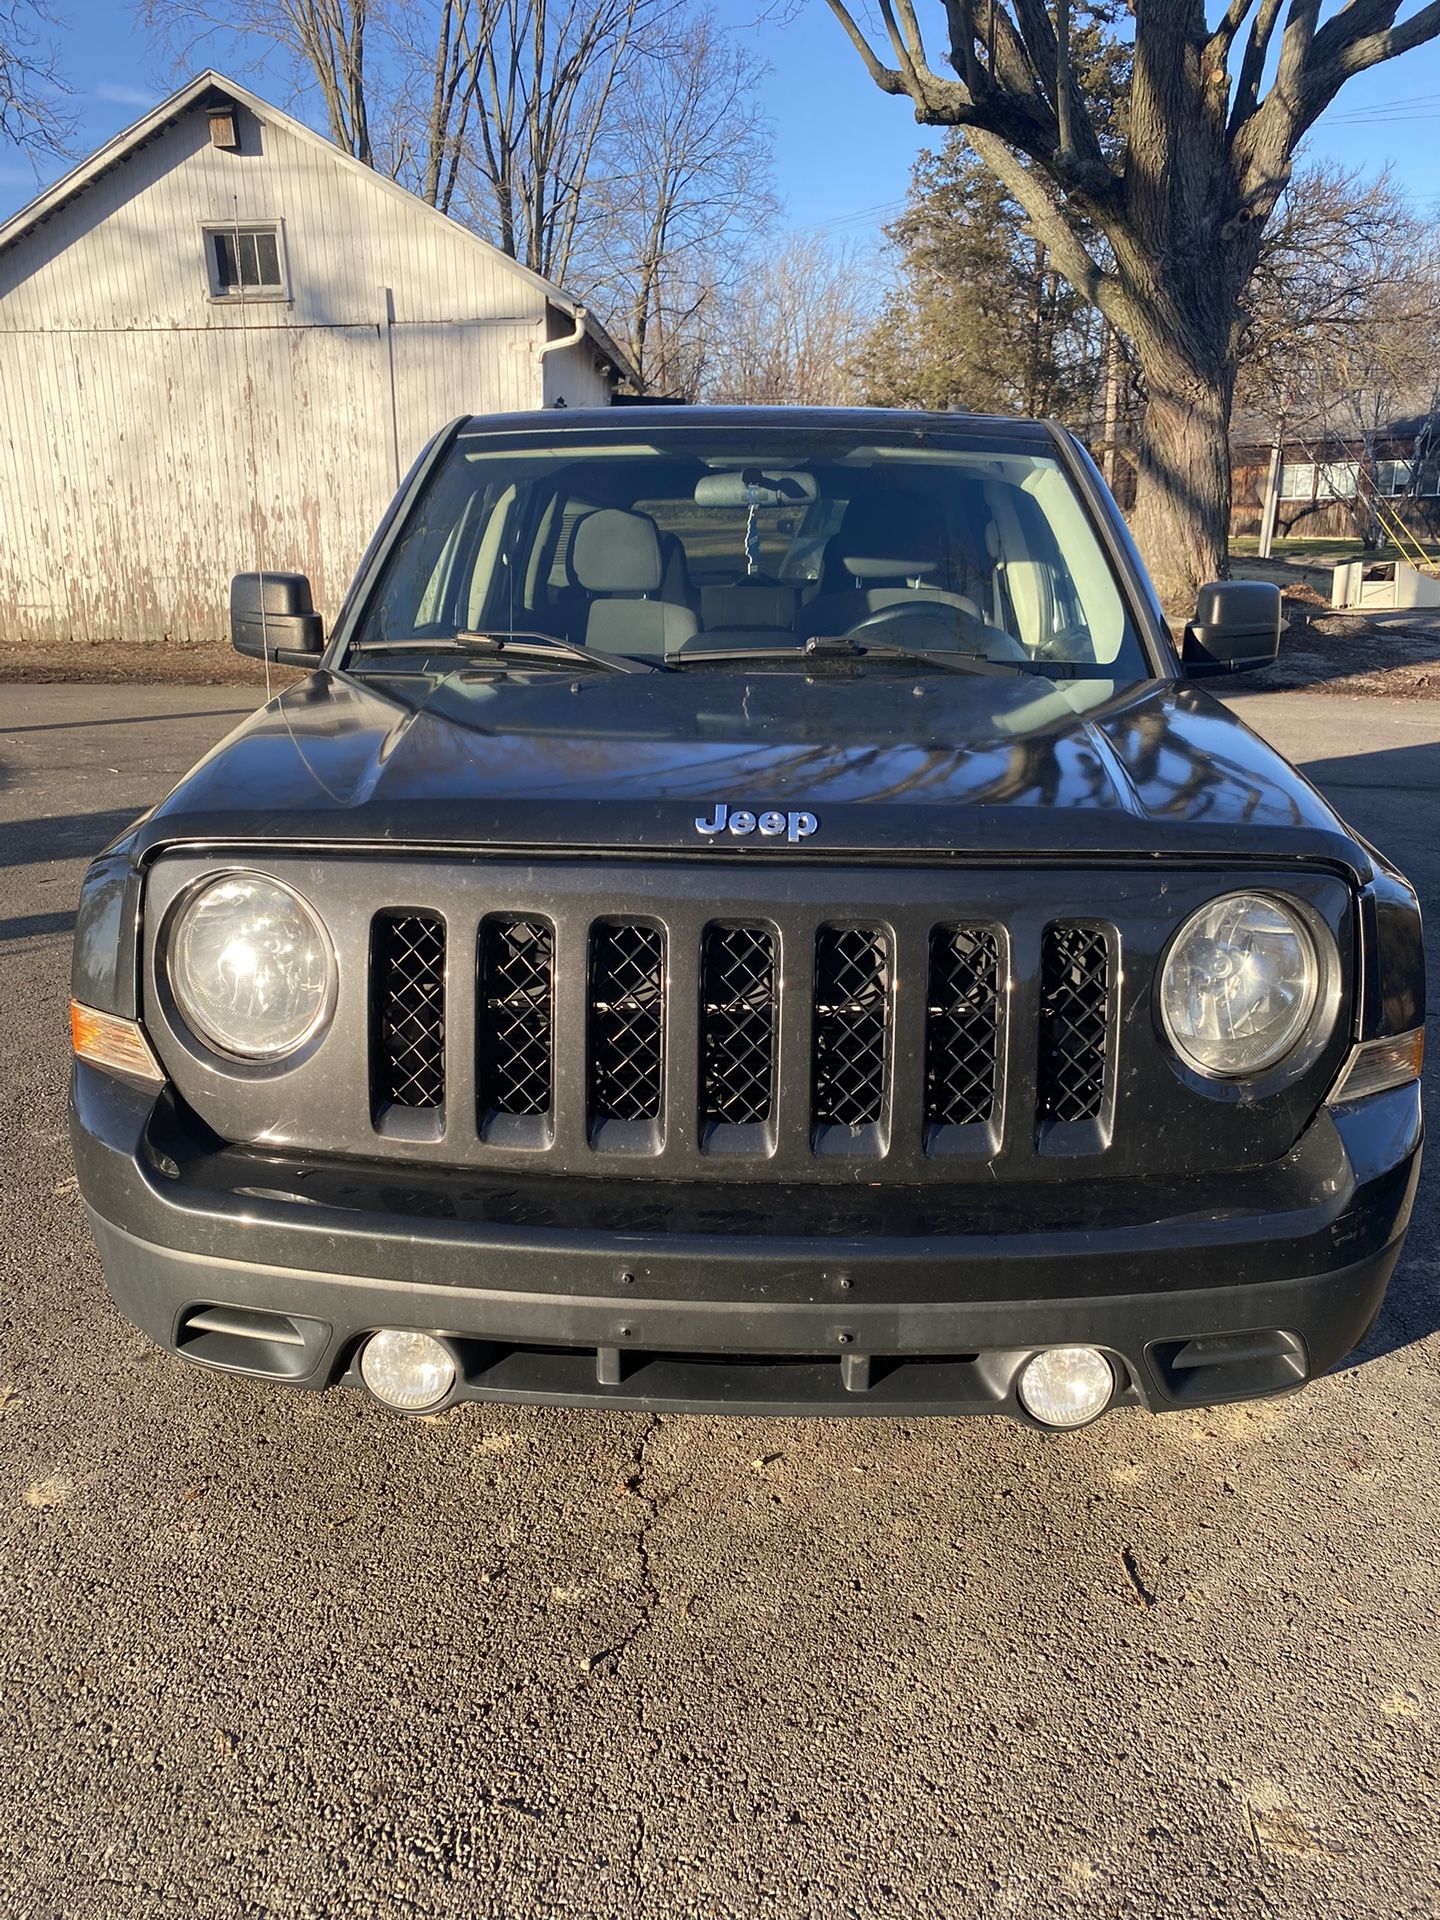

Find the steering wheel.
xmin=845 ymin=600 xmax=1030 ymax=663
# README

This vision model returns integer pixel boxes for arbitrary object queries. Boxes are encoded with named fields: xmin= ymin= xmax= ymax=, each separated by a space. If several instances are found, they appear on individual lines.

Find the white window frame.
xmin=1375 ymin=459 xmax=1413 ymax=497
xmin=1278 ymin=461 xmax=1315 ymax=502
xmin=1318 ymin=460 xmax=1360 ymax=501
xmin=201 ymin=219 xmax=290 ymax=303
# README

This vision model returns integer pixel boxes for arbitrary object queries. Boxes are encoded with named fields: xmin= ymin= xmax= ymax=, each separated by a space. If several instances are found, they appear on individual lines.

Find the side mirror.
xmin=1181 ymin=579 xmax=1281 ymax=677
xmin=231 ymin=572 xmax=325 ymax=665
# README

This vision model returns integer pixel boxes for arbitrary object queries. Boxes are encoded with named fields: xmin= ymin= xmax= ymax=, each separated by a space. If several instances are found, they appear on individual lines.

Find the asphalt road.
xmin=1 ymin=682 xmax=1436 ymax=1920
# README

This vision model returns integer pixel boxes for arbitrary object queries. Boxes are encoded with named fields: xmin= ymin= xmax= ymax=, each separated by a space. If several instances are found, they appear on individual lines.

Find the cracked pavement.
xmin=0 ymin=683 xmax=1437 ymax=1919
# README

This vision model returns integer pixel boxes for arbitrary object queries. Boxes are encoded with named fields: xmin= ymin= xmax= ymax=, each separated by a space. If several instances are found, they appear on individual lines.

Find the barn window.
xmin=204 ymin=223 xmax=287 ymax=298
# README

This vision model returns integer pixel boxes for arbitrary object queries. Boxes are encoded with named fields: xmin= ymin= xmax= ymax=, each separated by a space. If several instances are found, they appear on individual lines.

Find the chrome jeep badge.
xmin=695 ymin=803 xmax=817 ymax=843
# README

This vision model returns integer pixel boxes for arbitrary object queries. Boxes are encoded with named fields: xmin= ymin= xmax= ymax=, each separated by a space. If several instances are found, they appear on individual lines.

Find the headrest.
xmin=571 ymin=508 xmax=662 ymax=594
xmin=840 ymin=489 xmax=943 ymax=578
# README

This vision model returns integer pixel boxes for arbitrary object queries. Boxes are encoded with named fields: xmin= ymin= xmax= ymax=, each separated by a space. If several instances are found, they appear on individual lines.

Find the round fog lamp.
xmin=1018 ymin=1346 xmax=1115 ymax=1428
xmin=359 ymin=1330 xmax=457 ymax=1412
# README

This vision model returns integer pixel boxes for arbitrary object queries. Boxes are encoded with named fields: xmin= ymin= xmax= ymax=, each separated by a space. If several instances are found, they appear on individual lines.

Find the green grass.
xmin=1231 ymin=535 xmax=1440 ymax=563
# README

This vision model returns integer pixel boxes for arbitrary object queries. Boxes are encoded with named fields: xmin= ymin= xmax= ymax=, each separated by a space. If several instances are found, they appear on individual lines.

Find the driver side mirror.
xmin=1181 ymin=579 xmax=1281 ymax=677
xmin=231 ymin=572 xmax=326 ymax=665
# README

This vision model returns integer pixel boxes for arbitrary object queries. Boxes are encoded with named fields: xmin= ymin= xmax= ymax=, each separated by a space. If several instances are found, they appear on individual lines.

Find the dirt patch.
xmin=1253 ymin=604 xmax=1440 ymax=700
xmin=0 ymin=638 xmax=301 ymax=688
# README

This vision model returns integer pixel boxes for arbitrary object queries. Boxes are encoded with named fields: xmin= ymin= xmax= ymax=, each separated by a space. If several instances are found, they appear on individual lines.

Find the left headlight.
xmin=1160 ymin=892 xmax=1321 ymax=1079
xmin=169 ymin=873 xmax=334 ymax=1060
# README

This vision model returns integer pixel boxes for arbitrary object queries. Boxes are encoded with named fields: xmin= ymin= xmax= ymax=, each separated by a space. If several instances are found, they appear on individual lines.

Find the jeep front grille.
xmin=370 ymin=912 xmax=446 ymax=1112
xmin=362 ymin=891 xmax=1122 ymax=1170
xmin=812 ymin=925 xmax=889 ymax=1129
xmin=589 ymin=921 xmax=665 ymax=1124
xmin=700 ymin=925 xmax=777 ymax=1126
xmin=925 ymin=926 xmax=1001 ymax=1128
xmin=1037 ymin=923 xmax=1113 ymax=1124
xmin=478 ymin=917 xmax=553 ymax=1118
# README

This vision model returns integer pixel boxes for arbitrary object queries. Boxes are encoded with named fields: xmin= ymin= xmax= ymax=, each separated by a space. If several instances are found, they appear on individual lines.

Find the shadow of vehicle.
xmin=0 ymin=809 xmax=143 ymax=870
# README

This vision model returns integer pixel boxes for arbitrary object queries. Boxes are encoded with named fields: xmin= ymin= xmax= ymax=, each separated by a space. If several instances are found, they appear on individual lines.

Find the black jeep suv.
xmin=70 ymin=408 xmax=1424 ymax=1427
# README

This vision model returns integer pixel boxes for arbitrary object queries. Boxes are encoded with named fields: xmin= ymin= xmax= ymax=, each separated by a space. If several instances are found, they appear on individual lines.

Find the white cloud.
xmin=94 ymin=83 xmax=158 ymax=109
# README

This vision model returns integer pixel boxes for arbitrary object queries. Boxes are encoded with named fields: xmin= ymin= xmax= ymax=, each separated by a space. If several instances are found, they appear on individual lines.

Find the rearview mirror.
xmin=694 ymin=469 xmax=819 ymax=508
xmin=231 ymin=572 xmax=325 ymax=664
xmin=1181 ymin=579 xmax=1281 ymax=677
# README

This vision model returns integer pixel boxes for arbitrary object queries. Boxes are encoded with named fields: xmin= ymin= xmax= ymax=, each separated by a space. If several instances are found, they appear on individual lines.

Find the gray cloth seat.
xmin=569 ymin=509 xmax=698 ymax=657
xmin=700 ymin=579 xmax=799 ymax=633
xmin=800 ymin=489 xmax=984 ymax=638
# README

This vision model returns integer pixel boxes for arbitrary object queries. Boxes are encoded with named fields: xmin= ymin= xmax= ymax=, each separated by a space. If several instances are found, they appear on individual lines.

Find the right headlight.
xmin=1160 ymin=892 xmax=1321 ymax=1079
xmin=169 ymin=872 xmax=334 ymax=1060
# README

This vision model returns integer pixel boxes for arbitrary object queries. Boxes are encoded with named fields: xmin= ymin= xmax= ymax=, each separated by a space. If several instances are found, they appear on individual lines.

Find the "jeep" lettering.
xmin=695 ymin=803 xmax=818 ymax=844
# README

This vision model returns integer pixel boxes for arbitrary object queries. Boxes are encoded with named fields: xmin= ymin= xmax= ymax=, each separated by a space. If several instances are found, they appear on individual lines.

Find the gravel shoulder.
xmin=0 ymin=683 xmax=1435 ymax=1920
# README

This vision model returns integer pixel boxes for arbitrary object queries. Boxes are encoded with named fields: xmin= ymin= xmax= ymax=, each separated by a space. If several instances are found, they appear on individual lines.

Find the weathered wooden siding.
xmin=0 ymin=93 xmax=612 ymax=646
xmin=542 ymin=336 xmax=616 ymax=411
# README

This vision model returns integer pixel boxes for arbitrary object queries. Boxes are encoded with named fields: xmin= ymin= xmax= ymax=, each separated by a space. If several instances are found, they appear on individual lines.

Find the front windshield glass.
xmin=349 ymin=423 xmax=1152 ymax=680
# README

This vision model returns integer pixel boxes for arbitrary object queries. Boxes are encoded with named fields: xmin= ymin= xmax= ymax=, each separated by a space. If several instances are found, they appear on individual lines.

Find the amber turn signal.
xmin=1328 ymin=1028 xmax=1424 ymax=1107
xmin=70 ymin=1001 xmax=165 ymax=1087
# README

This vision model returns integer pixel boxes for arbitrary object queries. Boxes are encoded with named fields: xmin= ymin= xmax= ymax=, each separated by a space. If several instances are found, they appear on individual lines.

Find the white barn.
xmin=0 ymin=71 xmax=636 ymax=650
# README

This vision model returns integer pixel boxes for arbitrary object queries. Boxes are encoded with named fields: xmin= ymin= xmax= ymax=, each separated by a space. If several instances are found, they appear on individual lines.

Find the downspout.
xmin=538 ymin=303 xmax=589 ymax=406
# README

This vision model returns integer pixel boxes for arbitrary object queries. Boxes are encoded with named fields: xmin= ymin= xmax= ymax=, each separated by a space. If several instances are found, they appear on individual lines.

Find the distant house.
xmin=0 ymin=71 xmax=637 ymax=649
xmin=1230 ymin=407 xmax=1440 ymax=544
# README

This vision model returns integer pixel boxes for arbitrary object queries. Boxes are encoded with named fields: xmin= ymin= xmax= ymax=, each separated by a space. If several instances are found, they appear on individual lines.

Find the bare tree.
xmin=380 ymin=0 xmax=482 ymax=209
xmin=1243 ymin=164 xmax=1434 ymax=413
xmin=1241 ymin=165 xmax=1440 ymax=545
xmin=450 ymin=0 xmax=683 ymax=282
xmin=824 ymin=1 xmax=1440 ymax=606
xmin=703 ymin=232 xmax=873 ymax=405
xmin=141 ymin=0 xmax=374 ymax=161
xmin=580 ymin=11 xmax=778 ymax=392
xmin=0 ymin=0 xmax=75 ymax=160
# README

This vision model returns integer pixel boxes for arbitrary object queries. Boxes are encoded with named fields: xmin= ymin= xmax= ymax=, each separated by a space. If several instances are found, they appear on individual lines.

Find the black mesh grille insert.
xmin=701 ymin=925 xmax=777 ymax=1125
xmin=925 ymin=927 xmax=1001 ymax=1126
xmin=1038 ymin=924 xmax=1112 ymax=1124
xmin=478 ymin=918 xmax=553 ymax=1117
xmin=371 ymin=913 xmax=445 ymax=1110
xmin=812 ymin=926 xmax=889 ymax=1128
xmin=589 ymin=922 xmax=665 ymax=1122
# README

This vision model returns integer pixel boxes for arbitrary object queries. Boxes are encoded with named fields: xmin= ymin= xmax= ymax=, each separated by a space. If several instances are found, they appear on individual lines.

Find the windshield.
xmin=348 ymin=422 xmax=1152 ymax=680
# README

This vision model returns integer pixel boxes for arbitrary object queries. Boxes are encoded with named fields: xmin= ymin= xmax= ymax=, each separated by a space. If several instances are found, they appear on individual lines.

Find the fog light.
xmin=1017 ymin=1346 xmax=1115 ymax=1428
xmin=358 ymin=1330 xmax=457 ymax=1412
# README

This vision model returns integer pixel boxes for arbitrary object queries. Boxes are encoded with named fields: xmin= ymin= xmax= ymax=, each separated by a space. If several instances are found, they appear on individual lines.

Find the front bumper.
xmin=73 ymin=1064 xmax=1423 ymax=1420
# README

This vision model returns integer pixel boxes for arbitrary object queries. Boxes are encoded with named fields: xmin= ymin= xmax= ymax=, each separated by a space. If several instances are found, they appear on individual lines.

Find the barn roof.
xmin=0 ymin=68 xmax=639 ymax=389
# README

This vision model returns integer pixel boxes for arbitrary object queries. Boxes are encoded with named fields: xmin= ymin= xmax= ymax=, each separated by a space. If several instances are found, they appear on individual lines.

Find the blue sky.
xmin=3 ymin=2 xmax=1440 ymax=238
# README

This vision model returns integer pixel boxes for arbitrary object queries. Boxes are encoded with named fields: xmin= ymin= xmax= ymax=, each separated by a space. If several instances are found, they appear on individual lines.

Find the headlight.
xmin=1160 ymin=892 xmax=1319 ymax=1079
xmin=169 ymin=873 xmax=333 ymax=1059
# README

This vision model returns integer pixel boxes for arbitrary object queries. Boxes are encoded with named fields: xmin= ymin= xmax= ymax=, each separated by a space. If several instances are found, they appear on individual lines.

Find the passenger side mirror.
xmin=231 ymin=572 xmax=326 ymax=665
xmin=1181 ymin=579 xmax=1281 ymax=677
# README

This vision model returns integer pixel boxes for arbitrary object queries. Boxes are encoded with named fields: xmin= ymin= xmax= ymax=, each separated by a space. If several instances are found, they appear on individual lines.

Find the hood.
xmin=129 ymin=664 xmax=1371 ymax=877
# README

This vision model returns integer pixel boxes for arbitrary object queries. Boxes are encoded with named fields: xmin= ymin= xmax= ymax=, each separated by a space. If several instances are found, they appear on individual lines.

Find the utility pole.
xmin=1258 ymin=423 xmax=1282 ymax=561
xmin=1101 ymin=326 xmax=1120 ymax=490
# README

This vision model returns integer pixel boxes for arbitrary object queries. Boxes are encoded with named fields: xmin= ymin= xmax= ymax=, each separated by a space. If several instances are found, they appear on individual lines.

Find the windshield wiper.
xmin=668 ymin=635 xmax=1024 ymax=677
xmin=350 ymin=631 xmax=654 ymax=674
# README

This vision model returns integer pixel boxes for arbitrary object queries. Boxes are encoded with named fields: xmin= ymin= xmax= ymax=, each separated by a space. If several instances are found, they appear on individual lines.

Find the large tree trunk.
xmin=1128 ymin=341 xmax=1235 ymax=614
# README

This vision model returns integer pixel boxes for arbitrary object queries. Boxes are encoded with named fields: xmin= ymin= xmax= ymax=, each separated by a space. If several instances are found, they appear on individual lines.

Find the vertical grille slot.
xmin=812 ymin=926 xmax=889 ymax=1128
xmin=589 ymin=922 xmax=665 ymax=1123
xmin=371 ymin=912 xmax=446 ymax=1112
xmin=1037 ymin=924 xmax=1112 ymax=1125
xmin=478 ymin=918 xmax=553 ymax=1118
xmin=925 ymin=926 xmax=1001 ymax=1127
xmin=700 ymin=925 xmax=777 ymax=1126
